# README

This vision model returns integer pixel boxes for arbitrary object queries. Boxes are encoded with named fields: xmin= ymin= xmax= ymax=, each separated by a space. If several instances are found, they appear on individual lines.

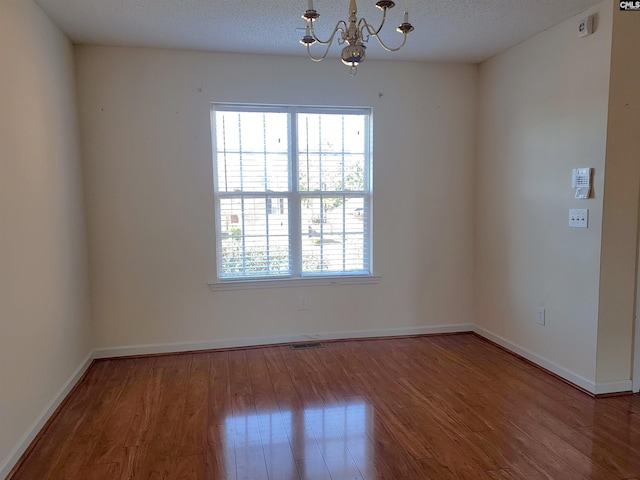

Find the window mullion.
xmin=342 ymin=195 xmax=346 ymax=272
xmin=318 ymin=117 xmax=324 ymax=272
xmin=341 ymin=115 xmax=346 ymax=271
xmin=364 ymin=114 xmax=372 ymax=273
xmin=262 ymin=114 xmax=271 ymax=275
xmin=342 ymin=117 xmax=347 ymax=272
xmin=240 ymin=196 xmax=247 ymax=273
xmin=237 ymin=113 xmax=244 ymax=192
xmin=289 ymin=107 xmax=302 ymax=277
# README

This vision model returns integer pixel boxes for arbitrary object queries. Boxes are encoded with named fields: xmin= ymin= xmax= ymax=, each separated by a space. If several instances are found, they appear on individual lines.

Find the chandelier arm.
xmin=309 ymin=20 xmax=347 ymax=45
xmin=358 ymin=9 xmax=388 ymax=38
xmin=369 ymin=30 xmax=408 ymax=52
xmin=306 ymin=41 xmax=335 ymax=62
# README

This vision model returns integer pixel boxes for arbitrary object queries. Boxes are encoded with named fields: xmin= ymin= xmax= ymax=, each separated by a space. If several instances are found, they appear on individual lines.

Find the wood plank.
xmin=76 ymin=462 xmax=121 ymax=480
xmin=227 ymin=349 xmax=269 ymax=480
xmin=245 ymin=348 xmax=301 ymax=480
xmin=176 ymin=353 xmax=211 ymax=457
xmin=30 ymin=360 xmax=132 ymax=479
xmin=86 ymin=358 xmax=153 ymax=466
xmin=486 ymin=469 xmax=521 ymax=480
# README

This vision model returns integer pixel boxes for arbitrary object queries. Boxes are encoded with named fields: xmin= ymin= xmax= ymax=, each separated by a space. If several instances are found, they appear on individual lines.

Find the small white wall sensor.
xmin=578 ymin=15 xmax=594 ymax=38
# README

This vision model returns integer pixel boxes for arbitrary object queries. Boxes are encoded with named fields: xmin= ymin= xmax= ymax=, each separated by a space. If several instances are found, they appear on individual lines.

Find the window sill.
xmin=208 ymin=275 xmax=381 ymax=292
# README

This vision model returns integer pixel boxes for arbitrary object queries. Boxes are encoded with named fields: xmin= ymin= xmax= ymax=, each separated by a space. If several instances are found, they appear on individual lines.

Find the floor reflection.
xmin=223 ymin=401 xmax=372 ymax=479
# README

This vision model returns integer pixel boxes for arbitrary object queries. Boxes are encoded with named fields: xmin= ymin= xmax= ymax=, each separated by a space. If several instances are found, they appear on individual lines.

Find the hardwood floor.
xmin=9 ymin=333 xmax=640 ymax=480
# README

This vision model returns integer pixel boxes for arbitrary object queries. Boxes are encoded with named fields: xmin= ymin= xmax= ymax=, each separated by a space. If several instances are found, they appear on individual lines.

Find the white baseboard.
xmin=0 ymin=351 xmax=95 ymax=480
xmin=473 ymin=326 xmax=635 ymax=396
xmin=472 ymin=325 xmax=598 ymax=394
xmin=93 ymin=323 xmax=474 ymax=359
xmin=594 ymin=380 xmax=634 ymax=395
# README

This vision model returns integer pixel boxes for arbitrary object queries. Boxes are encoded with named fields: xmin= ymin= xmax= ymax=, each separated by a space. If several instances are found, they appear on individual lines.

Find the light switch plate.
xmin=569 ymin=209 xmax=588 ymax=228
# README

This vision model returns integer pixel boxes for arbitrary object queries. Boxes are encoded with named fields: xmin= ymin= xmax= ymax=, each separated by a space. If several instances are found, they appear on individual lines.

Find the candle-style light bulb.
xmin=308 ymin=0 xmax=314 ymax=10
xmin=404 ymin=11 xmax=409 ymax=23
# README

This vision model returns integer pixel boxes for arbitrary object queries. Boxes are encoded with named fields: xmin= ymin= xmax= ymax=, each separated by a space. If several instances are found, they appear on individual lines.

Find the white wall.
xmin=596 ymin=5 xmax=640 ymax=385
xmin=635 ymin=210 xmax=640 ymax=392
xmin=0 ymin=0 xmax=92 ymax=474
xmin=476 ymin=2 xmax=613 ymax=386
xmin=75 ymin=47 xmax=477 ymax=350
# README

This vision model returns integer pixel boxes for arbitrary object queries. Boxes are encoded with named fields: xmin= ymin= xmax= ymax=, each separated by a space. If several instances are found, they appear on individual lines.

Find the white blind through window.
xmin=212 ymin=105 xmax=372 ymax=280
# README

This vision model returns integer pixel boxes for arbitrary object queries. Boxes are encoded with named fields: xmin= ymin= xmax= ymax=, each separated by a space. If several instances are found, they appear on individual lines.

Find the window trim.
xmin=211 ymin=103 xmax=374 ymax=283
xmin=208 ymin=274 xmax=381 ymax=292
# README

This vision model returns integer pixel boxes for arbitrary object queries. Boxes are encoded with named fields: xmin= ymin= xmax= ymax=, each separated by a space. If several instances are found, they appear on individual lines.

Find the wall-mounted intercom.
xmin=572 ymin=168 xmax=592 ymax=199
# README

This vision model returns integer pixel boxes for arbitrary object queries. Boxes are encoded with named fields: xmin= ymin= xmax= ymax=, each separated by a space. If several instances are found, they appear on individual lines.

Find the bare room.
xmin=1 ymin=0 xmax=639 ymax=478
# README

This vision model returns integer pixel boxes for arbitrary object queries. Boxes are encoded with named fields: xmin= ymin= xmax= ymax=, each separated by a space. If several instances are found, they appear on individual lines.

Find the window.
xmin=211 ymin=104 xmax=372 ymax=281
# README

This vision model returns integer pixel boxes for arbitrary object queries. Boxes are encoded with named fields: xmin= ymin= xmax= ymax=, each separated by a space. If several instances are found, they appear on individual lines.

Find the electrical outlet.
xmin=537 ymin=307 xmax=546 ymax=326
xmin=298 ymin=295 xmax=308 ymax=311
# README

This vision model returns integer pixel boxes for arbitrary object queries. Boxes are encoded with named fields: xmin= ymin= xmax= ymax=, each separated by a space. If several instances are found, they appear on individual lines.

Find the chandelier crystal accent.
xmin=300 ymin=0 xmax=414 ymax=75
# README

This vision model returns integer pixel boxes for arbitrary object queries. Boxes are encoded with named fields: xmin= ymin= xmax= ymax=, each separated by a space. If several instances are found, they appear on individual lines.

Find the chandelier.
xmin=300 ymin=0 xmax=414 ymax=75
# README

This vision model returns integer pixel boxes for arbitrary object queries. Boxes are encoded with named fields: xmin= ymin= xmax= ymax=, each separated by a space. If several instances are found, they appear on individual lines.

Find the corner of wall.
xmin=0 ymin=0 xmax=94 ymax=474
xmin=595 ymin=3 xmax=640 ymax=384
xmin=474 ymin=0 xmax=613 ymax=388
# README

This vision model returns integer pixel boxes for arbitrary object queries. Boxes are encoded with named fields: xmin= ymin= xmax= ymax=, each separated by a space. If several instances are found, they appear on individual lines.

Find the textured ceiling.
xmin=35 ymin=0 xmax=602 ymax=63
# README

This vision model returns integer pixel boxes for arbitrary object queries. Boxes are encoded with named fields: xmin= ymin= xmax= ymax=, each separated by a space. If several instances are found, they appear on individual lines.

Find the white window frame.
xmin=209 ymin=103 xmax=376 ymax=289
